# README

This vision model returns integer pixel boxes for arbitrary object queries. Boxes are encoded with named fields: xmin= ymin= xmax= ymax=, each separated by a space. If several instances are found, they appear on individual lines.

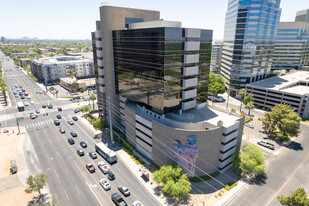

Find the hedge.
xmin=189 ymin=171 xmax=220 ymax=182
xmin=245 ymin=117 xmax=253 ymax=123
xmin=224 ymin=182 xmax=238 ymax=191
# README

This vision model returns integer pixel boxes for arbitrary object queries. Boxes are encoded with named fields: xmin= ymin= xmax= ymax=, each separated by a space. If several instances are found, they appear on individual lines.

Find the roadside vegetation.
xmin=277 ymin=188 xmax=309 ymax=206
xmin=208 ymin=72 xmax=226 ymax=105
xmin=0 ymin=61 xmax=8 ymax=105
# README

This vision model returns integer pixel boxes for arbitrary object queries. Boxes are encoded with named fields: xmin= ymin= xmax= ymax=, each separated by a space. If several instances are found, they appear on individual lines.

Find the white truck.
xmin=98 ymin=161 xmax=110 ymax=174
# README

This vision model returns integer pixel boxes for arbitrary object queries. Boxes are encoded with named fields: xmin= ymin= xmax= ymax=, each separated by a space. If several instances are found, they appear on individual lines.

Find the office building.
xmin=30 ymin=56 xmax=94 ymax=84
xmin=221 ymin=0 xmax=282 ymax=96
xmin=1 ymin=37 xmax=5 ymax=42
xmin=272 ymin=11 xmax=309 ymax=71
xmin=295 ymin=9 xmax=309 ymax=23
xmin=93 ymin=6 xmax=244 ymax=175
xmin=210 ymin=43 xmax=223 ymax=73
xmin=246 ymin=71 xmax=309 ymax=118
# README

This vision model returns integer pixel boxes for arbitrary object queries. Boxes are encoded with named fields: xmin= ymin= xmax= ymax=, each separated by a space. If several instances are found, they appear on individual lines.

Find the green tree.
xmin=233 ymin=144 xmax=266 ymax=176
xmin=82 ymin=105 xmax=90 ymax=113
xmin=277 ymin=188 xmax=309 ymax=206
xmin=153 ymin=164 xmax=191 ymax=198
xmin=208 ymin=82 xmax=226 ymax=105
xmin=209 ymin=72 xmax=224 ymax=84
xmin=25 ymin=172 xmax=48 ymax=204
xmin=67 ymin=69 xmax=74 ymax=79
xmin=74 ymin=70 xmax=78 ymax=78
xmin=92 ymin=118 xmax=108 ymax=130
xmin=244 ymin=93 xmax=254 ymax=104
xmin=89 ymin=93 xmax=96 ymax=109
xmin=246 ymin=101 xmax=255 ymax=116
xmin=238 ymin=89 xmax=247 ymax=112
xmin=261 ymin=104 xmax=301 ymax=139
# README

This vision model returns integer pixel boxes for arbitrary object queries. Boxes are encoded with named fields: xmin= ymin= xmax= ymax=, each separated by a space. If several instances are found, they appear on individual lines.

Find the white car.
xmin=133 ymin=201 xmax=144 ymax=206
xmin=98 ymin=161 xmax=110 ymax=174
xmin=27 ymin=96 xmax=31 ymax=99
xmin=245 ymin=123 xmax=254 ymax=129
xmin=30 ymin=101 xmax=34 ymax=105
xmin=24 ymin=102 xmax=29 ymax=106
xmin=99 ymin=178 xmax=111 ymax=190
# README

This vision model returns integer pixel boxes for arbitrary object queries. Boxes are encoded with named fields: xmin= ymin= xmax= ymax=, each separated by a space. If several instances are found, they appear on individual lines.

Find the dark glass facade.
xmin=113 ymin=27 xmax=212 ymax=114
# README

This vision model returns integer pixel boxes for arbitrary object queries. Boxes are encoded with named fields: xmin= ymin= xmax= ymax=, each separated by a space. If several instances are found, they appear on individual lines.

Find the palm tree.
xmin=89 ymin=93 xmax=96 ymax=110
xmin=238 ymin=89 xmax=247 ymax=113
xmin=246 ymin=101 xmax=255 ymax=116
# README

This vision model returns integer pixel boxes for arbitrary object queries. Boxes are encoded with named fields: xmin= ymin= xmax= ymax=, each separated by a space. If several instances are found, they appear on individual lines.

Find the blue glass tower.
xmin=221 ymin=0 xmax=282 ymax=95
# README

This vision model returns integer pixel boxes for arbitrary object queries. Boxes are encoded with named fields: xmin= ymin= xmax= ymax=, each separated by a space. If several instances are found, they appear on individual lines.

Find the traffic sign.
xmin=17 ymin=117 xmax=24 ymax=120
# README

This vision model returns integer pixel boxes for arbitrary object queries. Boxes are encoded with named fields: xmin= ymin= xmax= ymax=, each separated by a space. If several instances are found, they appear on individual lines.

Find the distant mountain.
xmin=18 ymin=36 xmax=40 ymax=40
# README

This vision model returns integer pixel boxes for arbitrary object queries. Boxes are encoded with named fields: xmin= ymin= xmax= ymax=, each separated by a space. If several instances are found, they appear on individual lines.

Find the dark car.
xmin=107 ymin=171 xmax=115 ymax=180
xmin=118 ymin=185 xmax=130 ymax=197
xmin=80 ymin=141 xmax=87 ymax=148
xmin=54 ymin=120 xmax=60 ymax=126
xmin=59 ymin=128 xmax=65 ymax=134
xmin=111 ymin=193 xmax=127 ymax=206
xmin=35 ymin=109 xmax=40 ymax=114
xmin=58 ymin=107 xmax=62 ymax=111
xmin=72 ymin=116 xmax=78 ymax=121
xmin=68 ymin=120 xmax=74 ymax=125
xmin=48 ymin=104 xmax=53 ymax=109
xmin=89 ymin=151 xmax=97 ymax=159
xmin=86 ymin=162 xmax=95 ymax=173
xmin=70 ymin=131 xmax=77 ymax=137
xmin=77 ymin=149 xmax=84 ymax=156
xmin=56 ymin=114 xmax=61 ymax=119
xmin=68 ymin=138 xmax=75 ymax=145
xmin=42 ymin=104 xmax=47 ymax=108
xmin=74 ymin=109 xmax=80 ymax=113
xmin=21 ymin=95 xmax=25 ymax=99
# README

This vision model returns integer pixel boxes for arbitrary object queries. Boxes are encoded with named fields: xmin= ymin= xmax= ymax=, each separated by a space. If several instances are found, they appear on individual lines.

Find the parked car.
xmin=245 ymin=123 xmax=254 ymax=129
xmin=86 ymin=162 xmax=95 ymax=173
xmin=98 ymin=161 xmax=110 ymax=174
xmin=111 ymin=193 xmax=127 ymax=206
xmin=24 ymin=102 xmax=29 ymax=106
xmin=68 ymin=120 xmax=74 ymax=125
xmin=77 ymin=149 xmax=84 ymax=156
xmin=54 ymin=120 xmax=60 ymax=126
xmin=89 ymin=151 xmax=97 ymax=159
xmin=99 ymin=178 xmax=111 ymax=190
xmin=118 ymin=185 xmax=130 ymax=197
xmin=107 ymin=171 xmax=115 ymax=180
xmin=68 ymin=138 xmax=75 ymax=145
xmin=258 ymin=140 xmax=275 ymax=150
xmin=59 ymin=128 xmax=65 ymax=134
xmin=42 ymin=104 xmax=47 ymax=108
xmin=133 ymin=201 xmax=143 ymax=206
xmin=47 ymin=104 xmax=53 ymax=109
xmin=70 ymin=131 xmax=77 ymax=137
xmin=80 ymin=141 xmax=87 ymax=148
xmin=58 ymin=107 xmax=62 ymax=111
xmin=74 ymin=109 xmax=80 ymax=113
xmin=72 ymin=116 xmax=78 ymax=121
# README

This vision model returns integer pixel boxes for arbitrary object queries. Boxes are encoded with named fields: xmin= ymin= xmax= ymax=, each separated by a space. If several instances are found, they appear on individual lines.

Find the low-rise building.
xmin=30 ymin=56 xmax=94 ymax=84
xmin=246 ymin=71 xmax=309 ymax=118
xmin=38 ymin=48 xmax=49 ymax=54
xmin=59 ymin=77 xmax=96 ymax=92
xmin=20 ymin=58 xmax=31 ymax=67
xmin=11 ymin=52 xmax=36 ymax=58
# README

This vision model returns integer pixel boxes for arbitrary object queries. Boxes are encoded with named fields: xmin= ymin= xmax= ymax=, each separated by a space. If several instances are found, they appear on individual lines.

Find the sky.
xmin=0 ymin=0 xmax=308 ymax=41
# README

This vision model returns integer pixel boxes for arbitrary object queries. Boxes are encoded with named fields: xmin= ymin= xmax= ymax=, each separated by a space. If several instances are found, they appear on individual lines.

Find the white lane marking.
xmin=34 ymin=123 xmax=38 ymax=127
xmin=75 ymin=185 xmax=81 ymax=195
xmin=85 ymin=181 xmax=103 ymax=206
xmin=38 ymin=122 xmax=42 ymax=126
xmin=64 ymin=190 xmax=69 ymax=200
xmin=54 ymin=171 xmax=59 ymax=179
xmin=64 ymin=166 xmax=69 ymax=175
xmin=26 ymin=125 xmax=29 ymax=129
xmin=77 ymin=122 xmax=96 ymax=144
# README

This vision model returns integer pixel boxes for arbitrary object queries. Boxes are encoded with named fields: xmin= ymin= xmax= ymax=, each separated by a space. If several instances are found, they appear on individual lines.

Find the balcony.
xmin=181 ymin=89 xmax=197 ymax=100
xmin=96 ymin=40 xmax=102 ymax=48
xmin=182 ymin=99 xmax=196 ymax=110
xmin=98 ymin=68 xmax=104 ymax=76
xmin=182 ymin=66 xmax=198 ymax=76
xmin=220 ymin=138 xmax=237 ymax=152
xmin=181 ymin=77 xmax=198 ymax=88
xmin=96 ymin=50 xmax=103 ymax=57
xmin=184 ymin=42 xmax=200 ymax=51
xmin=183 ymin=54 xmax=199 ymax=64
xmin=95 ymin=30 xmax=102 ymax=38
xmin=99 ymin=77 xmax=104 ymax=85
xmin=99 ymin=86 xmax=105 ymax=93
xmin=97 ymin=59 xmax=104 ymax=67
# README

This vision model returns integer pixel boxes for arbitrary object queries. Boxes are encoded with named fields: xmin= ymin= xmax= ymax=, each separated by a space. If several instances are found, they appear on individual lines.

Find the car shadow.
xmin=285 ymin=141 xmax=303 ymax=151
xmin=248 ymin=173 xmax=268 ymax=186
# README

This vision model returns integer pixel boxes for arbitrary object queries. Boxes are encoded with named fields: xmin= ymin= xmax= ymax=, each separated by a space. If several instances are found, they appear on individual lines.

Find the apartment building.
xmin=210 ymin=43 xmax=223 ymax=73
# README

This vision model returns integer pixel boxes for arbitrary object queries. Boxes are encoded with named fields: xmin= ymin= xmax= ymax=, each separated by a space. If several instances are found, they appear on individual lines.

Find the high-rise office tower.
xmin=220 ymin=0 xmax=282 ymax=95
xmin=272 ymin=18 xmax=309 ymax=71
xmin=92 ymin=6 xmax=245 ymax=175
xmin=295 ymin=9 xmax=309 ymax=23
xmin=210 ymin=43 xmax=223 ymax=73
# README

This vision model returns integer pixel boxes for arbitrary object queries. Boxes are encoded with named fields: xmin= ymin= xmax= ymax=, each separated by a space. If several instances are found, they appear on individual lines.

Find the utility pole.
xmin=226 ymin=88 xmax=230 ymax=111
xmin=108 ymin=97 xmax=114 ymax=144
xmin=15 ymin=114 xmax=20 ymax=134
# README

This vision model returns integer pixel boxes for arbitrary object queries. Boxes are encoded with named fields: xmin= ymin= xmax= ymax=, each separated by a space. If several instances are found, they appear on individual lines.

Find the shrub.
xmin=245 ymin=117 xmax=253 ymax=123
xmin=189 ymin=171 xmax=220 ymax=182
xmin=231 ymin=108 xmax=236 ymax=113
xmin=224 ymin=182 xmax=237 ymax=191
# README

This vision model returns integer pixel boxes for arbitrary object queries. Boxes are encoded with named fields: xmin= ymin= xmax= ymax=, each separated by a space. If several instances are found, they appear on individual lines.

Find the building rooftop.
xmin=249 ymin=71 xmax=309 ymax=95
xmin=33 ymin=56 xmax=91 ymax=64
xmin=128 ymin=20 xmax=182 ymax=30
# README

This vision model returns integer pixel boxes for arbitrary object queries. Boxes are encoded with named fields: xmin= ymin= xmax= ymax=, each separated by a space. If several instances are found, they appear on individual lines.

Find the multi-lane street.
xmin=0 ymin=51 xmax=159 ymax=206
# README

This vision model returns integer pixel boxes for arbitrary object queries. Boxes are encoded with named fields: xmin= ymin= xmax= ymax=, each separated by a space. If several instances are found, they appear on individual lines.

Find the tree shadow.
xmin=248 ymin=173 xmax=268 ymax=186
xmin=27 ymin=193 xmax=49 ymax=206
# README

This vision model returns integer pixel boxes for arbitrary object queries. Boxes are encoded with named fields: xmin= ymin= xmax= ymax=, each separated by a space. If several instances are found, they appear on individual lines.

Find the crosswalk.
xmin=25 ymin=115 xmax=75 ymax=129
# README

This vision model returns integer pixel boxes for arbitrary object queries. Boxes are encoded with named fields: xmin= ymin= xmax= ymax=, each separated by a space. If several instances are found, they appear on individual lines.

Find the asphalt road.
xmin=0 ymin=52 xmax=159 ymax=206
xmin=225 ymin=124 xmax=309 ymax=206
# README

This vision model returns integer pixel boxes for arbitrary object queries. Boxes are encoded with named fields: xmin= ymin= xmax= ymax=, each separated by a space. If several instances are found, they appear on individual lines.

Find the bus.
xmin=95 ymin=142 xmax=117 ymax=164
xmin=17 ymin=101 xmax=24 ymax=112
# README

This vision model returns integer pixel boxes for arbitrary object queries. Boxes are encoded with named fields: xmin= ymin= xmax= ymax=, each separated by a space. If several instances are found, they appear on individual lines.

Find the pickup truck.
xmin=98 ymin=161 xmax=110 ymax=174
xmin=257 ymin=140 xmax=275 ymax=150
xmin=111 ymin=193 xmax=127 ymax=206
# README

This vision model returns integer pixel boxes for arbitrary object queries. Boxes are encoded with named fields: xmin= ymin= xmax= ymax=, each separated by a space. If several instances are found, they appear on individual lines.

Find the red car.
xmin=86 ymin=163 xmax=95 ymax=173
xmin=58 ymin=107 xmax=62 ymax=111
